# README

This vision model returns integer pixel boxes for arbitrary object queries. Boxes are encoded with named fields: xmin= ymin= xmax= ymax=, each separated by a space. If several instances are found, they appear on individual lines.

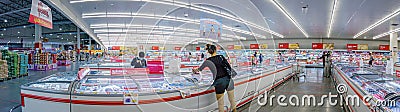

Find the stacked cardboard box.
xmin=0 ymin=60 xmax=8 ymax=78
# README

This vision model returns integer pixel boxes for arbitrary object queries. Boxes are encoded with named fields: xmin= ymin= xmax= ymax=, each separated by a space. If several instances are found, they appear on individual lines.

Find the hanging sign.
xmin=260 ymin=44 xmax=268 ymax=49
xmin=379 ymin=45 xmax=390 ymax=50
xmin=347 ymin=44 xmax=358 ymax=50
xmin=111 ymin=46 xmax=120 ymax=50
xmin=28 ymin=0 xmax=53 ymax=29
xmin=151 ymin=46 xmax=159 ymax=50
xmin=227 ymin=45 xmax=234 ymax=50
xmin=174 ymin=47 xmax=181 ymax=50
xmin=288 ymin=43 xmax=300 ymax=49
xmin=323 ymin=43 xmax=334 ymax=49
xmin=312 ymin=43 xmax=323 ymax=49
xmin=233 ymin=45 xmax=242 ymax=50
xmin=196 ymin=47 xmax=201 ymax=51
xmin=358 ymin=44 xmax=368 ymax=50
xmin=278 ymin=43 xmax=289 ymax=49
xmin=199 ymin=18 xmax=222 ymax=39
xmin=250 ymin=44 xmax=259 ymax=49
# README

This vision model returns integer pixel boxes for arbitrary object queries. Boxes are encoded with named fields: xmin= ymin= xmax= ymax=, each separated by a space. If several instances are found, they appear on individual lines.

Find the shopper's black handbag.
xmin=219 ymin=55 xmax=237 ymax=78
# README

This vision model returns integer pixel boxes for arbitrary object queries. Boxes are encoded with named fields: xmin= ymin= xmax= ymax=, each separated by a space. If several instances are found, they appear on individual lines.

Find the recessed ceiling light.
xmin=23 ymin=26 xmax=26 ymax=28
xmin=1 ymin=34 xmax=3 ymax=36
xmin=110 ymin=3 xmax=114 ymax=6
xmin=17 ymin=37 xmax=19 ymax=38
xmin=69 ymin=33 xmax=72 ymax=35
xmin=59 ymin=28 xmax=62 ymax=31
xmin=61 ymin=38 xmax=63 ymax=39
xmin=50 ymin=34 xmax=53 ymax=36
xmin=67 ymin=39 xmax=69 ymax=41
xmin=33 ymin=35 xmax=35 ymax=37
xmin=57 ymin=36 xmax=60 ymax=38
xmin=3 ymin=28 xmax=5 ymax=31
xmin=17 ymin=32 xmax=20 ymax=34
xmin=41 ymin=37 xmax=43 ymax=38
xmin=4 ymin=19 xmax=7 ymax=22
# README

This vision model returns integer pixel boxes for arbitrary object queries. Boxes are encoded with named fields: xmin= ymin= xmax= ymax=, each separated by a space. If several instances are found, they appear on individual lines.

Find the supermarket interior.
xmin=2 ymin=0 xmax=400 ymax=112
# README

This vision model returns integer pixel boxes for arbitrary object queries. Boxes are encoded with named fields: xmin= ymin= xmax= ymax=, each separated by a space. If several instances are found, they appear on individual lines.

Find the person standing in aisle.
xmin=192 ymin=44 xmax=236 ymax=112
xmin=131 ymin=52 xmax=147 ymax=68
xmin=259 ymin=53 xmax=263 ymax=65
xmin=319 ymin=51 xmax=331 ymax=77
xmin=278 ymin=53 xmax=284 ymax=64
xmin=368 ymin=52 xmax=374 ymax=67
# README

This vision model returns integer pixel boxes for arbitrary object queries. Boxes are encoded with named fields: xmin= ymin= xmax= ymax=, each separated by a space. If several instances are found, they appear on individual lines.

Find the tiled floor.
xmin=256 ymin=68 xmax=343 ymax=112
xmin=0 ymin=63 xmax=77 ymax=112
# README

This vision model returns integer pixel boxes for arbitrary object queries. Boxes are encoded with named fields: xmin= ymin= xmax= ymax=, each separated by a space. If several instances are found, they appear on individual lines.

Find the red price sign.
xmin=250 ymin=44 xmax=259 ymax=49
xmin=152 ymin=46 xmax=159 ymax=50
xmin=278 ymin=43 xmax=289 ymax=49
xmin=312 ymin=43 xmax=323 ymax=49
xmin=174 ymin=47 xmax=181 ymax=50
xmin=227 ymin=45 xmax=234 ymax=50
xmin=347 ymin=44 xmax=358 ymax=50
xmin=379 ymin=45 xmax=390 ymax=50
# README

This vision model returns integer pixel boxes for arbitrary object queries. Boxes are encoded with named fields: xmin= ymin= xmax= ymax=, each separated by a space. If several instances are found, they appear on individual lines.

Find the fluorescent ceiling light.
xmin=354 ymin=8 xmax=400 ymax=39
xmin=90 ymin=23 xmax=250 ymax=39
xmin=372 ymin=27 xmax=400 ymax=39
xmin=271 ymin=0 xmax=309 ymax=38
xmin=76 ymin=0 xmax=284 ymax=38
xmin=327 ymin=0 xmax=338 ymax=38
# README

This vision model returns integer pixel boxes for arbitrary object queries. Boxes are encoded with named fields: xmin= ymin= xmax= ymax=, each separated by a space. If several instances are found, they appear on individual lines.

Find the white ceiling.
xmin=46 ymin=0 xmax=400 ymax=47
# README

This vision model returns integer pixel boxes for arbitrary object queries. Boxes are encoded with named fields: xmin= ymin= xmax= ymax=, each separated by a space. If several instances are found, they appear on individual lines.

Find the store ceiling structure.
xmin=0 ymin=0 xmax=92 ymax=44
xmin=45 ymin=0 xmax=400 ymax=47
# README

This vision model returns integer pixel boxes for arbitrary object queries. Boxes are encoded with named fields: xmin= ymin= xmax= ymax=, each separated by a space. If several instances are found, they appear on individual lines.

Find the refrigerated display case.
xmin=333 ymin=63 xmax=400 ymax=112
xmin=21 ymin=63 xmax=296 ymax=112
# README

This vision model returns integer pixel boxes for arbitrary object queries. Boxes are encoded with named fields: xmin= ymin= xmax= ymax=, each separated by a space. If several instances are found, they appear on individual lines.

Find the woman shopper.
xmin=192 ymin=44 xmax=236 ymax=112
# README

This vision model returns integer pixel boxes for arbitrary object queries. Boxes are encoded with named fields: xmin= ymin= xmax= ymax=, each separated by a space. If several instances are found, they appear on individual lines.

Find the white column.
xmin=390 ymin=21 xmax=398 ymax=75
xmin=34 ymin=24 xmax=42 ymax=42
xmin=76 ymin=28 xmax=81 ymax=70
xmin=89 ymin=37 xmax=92 ymax=50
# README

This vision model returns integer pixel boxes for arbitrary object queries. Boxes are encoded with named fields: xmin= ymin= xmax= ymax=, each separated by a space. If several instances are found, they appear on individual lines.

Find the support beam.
xmin=390 ymin=21 xmax=398 ymax=75
xmin=34 ymin=24 xmax=42 ymax=42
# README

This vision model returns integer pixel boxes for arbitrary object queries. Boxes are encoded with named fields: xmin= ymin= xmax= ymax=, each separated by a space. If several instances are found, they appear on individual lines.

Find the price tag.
xmin=123 ymin=93 xmax=139 ymax=105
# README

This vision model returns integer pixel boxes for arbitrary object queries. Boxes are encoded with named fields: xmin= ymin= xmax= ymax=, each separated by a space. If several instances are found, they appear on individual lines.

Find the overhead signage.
xmin=347 ymin=44 xmax=358 ymax=50
xmin=278 ymin=43 xmax=289 ymax=49
xmin=227 ymin=45 xmax=234 ymax=50
xmin=151 ymin=46 xmax=159 ymax=50
xmin=199 ymin=18 xmax=222 ymax=39
xmin=379 ymin=45 xmax=390 ymax=50
xmin=250 ymin=44 xmax=259 ymax=49
xmin=111 ymin=46 xmax=120 ymax=50
xmin=312 ymin=43 xmax=323 ymax=49
xmin=288 ymin=43 xmax=300 ymax=49
xmin=233 ymin=45 xmax=242 ymax=50
xmin=260 ymin=44 xmax=268 ymax=49
xmin=358 ymin=44 xmax=368 ymax=50
xmin=28 ymin=0 xmax=53 ymax=29
xmin=174 ymin=47 xmax=181 ymax=50
xmin=323 ymin=43 xmax=334 ymax=49
xmin=196 ymin=47 xmax=201 ymax=51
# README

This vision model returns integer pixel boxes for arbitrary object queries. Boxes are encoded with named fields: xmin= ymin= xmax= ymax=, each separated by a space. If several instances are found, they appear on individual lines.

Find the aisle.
xmin=0 ymin=63 xmax=77 ymax=112
xmin=233 ymin=68 xmax=345 ymax=112
xmin=255 ymin=68 xmax=343 ymax=112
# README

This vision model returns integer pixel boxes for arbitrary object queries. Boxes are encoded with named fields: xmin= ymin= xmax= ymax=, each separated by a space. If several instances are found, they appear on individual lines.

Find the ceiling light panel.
xmin=372 ymin=27 xmax=400 ymax=39
xmin=77 ymin=0 xmax=283 ymax=38
xmin=271 ymin=0 xmax=309 ymax=38
xmin=353 ymin=7 xmax=400 ymax=39
xmin=327 ymin=0 xmax=339 ymax=38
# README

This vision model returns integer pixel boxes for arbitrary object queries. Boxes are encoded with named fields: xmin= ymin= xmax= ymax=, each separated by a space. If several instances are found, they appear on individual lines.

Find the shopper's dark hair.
xmin=206 ymin=44 xmax=216 ymax=54
xmin=139 ymin=51 xmax=145 ymax=58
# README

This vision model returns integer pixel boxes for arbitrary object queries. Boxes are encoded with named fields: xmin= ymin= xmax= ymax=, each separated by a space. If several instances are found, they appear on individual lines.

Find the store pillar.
xmin=390 ymin=21 xmax=398 ymax=74
xmin=76 ymin=28 xmax=81 ymax=71
xmin=34 ymin=24 xmax=42 ymax=42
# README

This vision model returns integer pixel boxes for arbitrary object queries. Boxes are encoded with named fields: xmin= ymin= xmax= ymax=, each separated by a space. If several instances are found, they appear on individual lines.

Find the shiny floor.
xmin=0 ymin=63 xmax=77 ymax=112
xmin=255 ymin=68 xmax=343 ymax=112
